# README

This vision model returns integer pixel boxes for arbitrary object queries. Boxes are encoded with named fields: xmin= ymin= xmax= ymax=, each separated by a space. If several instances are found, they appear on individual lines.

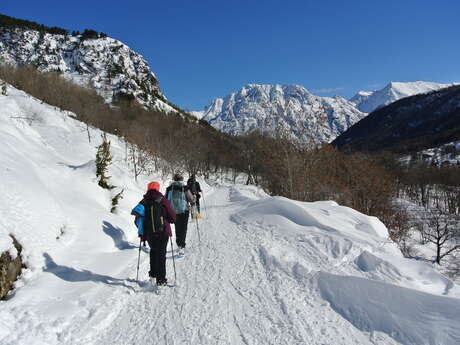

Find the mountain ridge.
xmin=199 ymin=83 xmax=366 ymax=143
xmin=0 ymin=18 xmax=175 ymax=113
xmin=333 ymin=84 xmax=460 ymax=152
xmin=350 ymin=81 xmax=455 ymax=113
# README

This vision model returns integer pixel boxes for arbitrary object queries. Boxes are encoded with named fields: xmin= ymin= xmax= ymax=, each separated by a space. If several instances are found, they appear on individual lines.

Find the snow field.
xmin=0 ymin=83 xmax=170 ymax=343
xmin=0 ymin=83 xmax=459 ymax=345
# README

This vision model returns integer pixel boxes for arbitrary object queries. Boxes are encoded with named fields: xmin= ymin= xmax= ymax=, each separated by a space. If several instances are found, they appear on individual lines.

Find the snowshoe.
xmin=140 ymin=277 xmax=156 ymax=292
xmin=155 ymin=279 xmax=168 ymax=295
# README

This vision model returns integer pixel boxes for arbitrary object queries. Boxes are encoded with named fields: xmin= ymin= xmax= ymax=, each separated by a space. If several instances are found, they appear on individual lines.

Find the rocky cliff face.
xmin=0 ymin=236 xmax=23 ymax=299
xmin=200 ymin=84 xmax=366 ymax=143
xmin=0 ymin=27 xmax=175 ymax=113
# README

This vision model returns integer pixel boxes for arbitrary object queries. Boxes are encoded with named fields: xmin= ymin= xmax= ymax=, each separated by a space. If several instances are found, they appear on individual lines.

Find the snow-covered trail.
xmin=76 ymin=185 xmax=279 ymax=345
xmin=2 ymin=83 xmax=459 ymax=345
xmin=3 ymin=183 xmax=459 ymax=345
xmin=67 ymin=186 xmax=375 ymax=345
xmin=79 ymin=185 xmax=250 ymax=345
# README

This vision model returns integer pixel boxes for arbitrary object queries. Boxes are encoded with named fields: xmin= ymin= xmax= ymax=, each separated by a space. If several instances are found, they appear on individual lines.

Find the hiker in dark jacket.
xmin=131 ymin=181 xmax=176 ymax=286
xmin=187 ymin=174 xmax=202 ymax=213
xmin=166 ymin=174 xmax=194 ymax=256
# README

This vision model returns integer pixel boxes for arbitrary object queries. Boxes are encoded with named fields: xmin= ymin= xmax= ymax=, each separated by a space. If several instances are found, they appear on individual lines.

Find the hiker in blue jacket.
xmin=166 ymin=173 xmax=194 ymax=256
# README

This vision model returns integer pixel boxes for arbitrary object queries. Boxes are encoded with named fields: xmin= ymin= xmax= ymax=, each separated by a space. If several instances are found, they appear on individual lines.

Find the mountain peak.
xmin=0 ymin=22 xmax=175 ymax=113
xmin=351 ymin=81 xmax=454 ymax=113
xmin=199 ymin=83 xmax=365 ymax=143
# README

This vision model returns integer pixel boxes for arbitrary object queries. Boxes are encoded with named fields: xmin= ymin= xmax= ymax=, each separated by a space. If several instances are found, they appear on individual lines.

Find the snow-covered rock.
xmin=199 ymin=84 xmax=366 ymax=143
xmin=0 ymin=27 xmax=175 ymax=112
xmin=350 ymin=81 xmax=454 ymax=113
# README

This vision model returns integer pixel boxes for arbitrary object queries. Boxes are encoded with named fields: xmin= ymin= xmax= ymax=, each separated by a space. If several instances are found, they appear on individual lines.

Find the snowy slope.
xmin=0 ymin=26 xmax=175 ymax=113
xmin=1 ymin=83 xmax=460 ymax=345
xmin=0 ymin=82 xmax=173 ymax=340
xmin=199 ymin=84 xmax=366 ymax=143
xmin=350 ymin=81 xmax=454 ymax=113
xmin=190 ymin=110 xmax=205 ymax=120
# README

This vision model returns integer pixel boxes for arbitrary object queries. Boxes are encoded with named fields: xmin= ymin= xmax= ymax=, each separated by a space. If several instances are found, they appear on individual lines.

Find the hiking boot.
xmin=178 ymin=247 xmax=185 ymax=256
xmin=156 ymin=278 xmax=168 ymax=286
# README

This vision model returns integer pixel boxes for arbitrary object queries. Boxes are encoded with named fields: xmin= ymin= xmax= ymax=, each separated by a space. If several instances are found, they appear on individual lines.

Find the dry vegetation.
xmin=1 ymin=65 xmax=458 ymax=267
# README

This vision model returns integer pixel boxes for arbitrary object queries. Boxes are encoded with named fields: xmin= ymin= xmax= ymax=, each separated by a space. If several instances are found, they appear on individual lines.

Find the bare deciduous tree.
xmin=417 ymin=207 xmax=460 ymax=264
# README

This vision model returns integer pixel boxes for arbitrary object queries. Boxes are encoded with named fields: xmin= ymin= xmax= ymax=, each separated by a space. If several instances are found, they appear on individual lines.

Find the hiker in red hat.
xmin=131 ymin=181 xmax=176 ymax=287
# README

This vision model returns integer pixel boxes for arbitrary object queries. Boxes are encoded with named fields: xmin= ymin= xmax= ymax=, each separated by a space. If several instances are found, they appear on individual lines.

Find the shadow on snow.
xmin=43 ymin=253 xmax=136 ymax=291
xmin=102 ymin=221 xmax=138 ymax=250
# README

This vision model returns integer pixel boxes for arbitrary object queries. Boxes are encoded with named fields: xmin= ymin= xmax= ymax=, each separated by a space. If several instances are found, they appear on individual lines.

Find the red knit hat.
xmin=147 ymin=181 xmax=160 ymax=191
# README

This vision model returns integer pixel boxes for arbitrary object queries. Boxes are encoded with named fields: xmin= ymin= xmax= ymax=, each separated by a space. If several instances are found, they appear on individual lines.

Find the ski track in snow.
xmin=59 ymin=187 xmax=378 ymax=345
xmin=2 ymin=184 xmax=458 ymax=345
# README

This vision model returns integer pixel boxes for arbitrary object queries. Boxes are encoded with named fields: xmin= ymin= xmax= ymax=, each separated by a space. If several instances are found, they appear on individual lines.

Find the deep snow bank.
xmin=318 ymin=273 xmax=460 ymax=345
xmin=230 ymin=186 xmax=460 ymax=345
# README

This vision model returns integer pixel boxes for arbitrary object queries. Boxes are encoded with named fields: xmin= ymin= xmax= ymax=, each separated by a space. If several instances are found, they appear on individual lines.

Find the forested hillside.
xmin=333 ymin=85 xmax=460 ymax=153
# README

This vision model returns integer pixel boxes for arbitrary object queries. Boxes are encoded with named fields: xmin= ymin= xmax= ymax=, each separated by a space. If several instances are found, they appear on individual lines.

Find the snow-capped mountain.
xmin=350 ymin=81 xmax=454 ymax=113
xmin=0 ymin=26 xmax=175 ymax=113
xmin=200 ymin=84 xmax=366 ymax=143
xmin=334 ymin=84 xmax=460 ymax=152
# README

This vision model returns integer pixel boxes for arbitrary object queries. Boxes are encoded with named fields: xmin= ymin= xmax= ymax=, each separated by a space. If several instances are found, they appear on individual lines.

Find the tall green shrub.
xmin=95 ymin=133 xmax=114 ymax=190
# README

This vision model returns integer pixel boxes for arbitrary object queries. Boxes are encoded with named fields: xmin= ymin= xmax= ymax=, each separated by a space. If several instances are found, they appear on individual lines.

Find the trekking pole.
xmin=201 ymin=192 xmax=206 ymax=217
xmin=169 ymin=237 xmax=177 ymax=284
xmin=136 ymin=238 xmax=142 ymax=282
xmin=195 ymin=215 xmax=201 ymax=243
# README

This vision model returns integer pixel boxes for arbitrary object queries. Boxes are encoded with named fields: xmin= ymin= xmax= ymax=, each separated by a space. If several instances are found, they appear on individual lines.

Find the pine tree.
xmin=0 ymin=81 xmax=6 ymax=96
xmin=95 ymin=133 xmax=114 ymax=189
xmin=111 ymin=189 xmax=124 ymax=213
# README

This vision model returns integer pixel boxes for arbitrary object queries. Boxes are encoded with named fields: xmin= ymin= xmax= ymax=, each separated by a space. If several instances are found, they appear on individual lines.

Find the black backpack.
xmin=188 ymin=180 xmax=197 ymax=194
xmin=143 ymin=198 xmax=164 ymax=235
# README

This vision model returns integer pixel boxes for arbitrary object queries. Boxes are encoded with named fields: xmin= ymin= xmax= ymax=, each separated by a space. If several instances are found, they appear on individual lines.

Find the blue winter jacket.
xmin=131 ymin=203 xmax=146 ymax=235
xmin=131 ymin=189 xmax=176 ymax=238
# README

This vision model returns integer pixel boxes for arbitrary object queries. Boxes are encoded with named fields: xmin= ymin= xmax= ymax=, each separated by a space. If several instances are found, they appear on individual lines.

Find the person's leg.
xmin=147 ymin=238 xmax=156 ymax=278
xmin=156 ymin=235 xmax=169 ymax=284
xmin=175 ymin=212 xmax=187 ymax=248
xmin=196 ymin=198 xmax=201 ymax=213
xmin=181 ymin=211 xmax=189 ymax=247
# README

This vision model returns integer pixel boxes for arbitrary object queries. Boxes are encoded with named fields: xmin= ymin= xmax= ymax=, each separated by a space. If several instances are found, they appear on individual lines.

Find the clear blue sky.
xmin=3 ymin=0 xmax=460 ymax=110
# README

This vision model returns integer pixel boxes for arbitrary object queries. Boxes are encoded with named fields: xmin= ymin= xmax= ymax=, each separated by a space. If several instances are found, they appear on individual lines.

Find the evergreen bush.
xmin=0 ymin=81 xmax=6 ymax=95
xmin=95 ymin=133 xmax=114 ymax=190
xmin=111 ymin=189 xmax=124 ymax=213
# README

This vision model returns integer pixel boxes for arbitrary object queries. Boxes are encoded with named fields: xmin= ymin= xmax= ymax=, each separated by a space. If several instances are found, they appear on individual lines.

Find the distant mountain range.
xmin=332 ymin=84 xmax=460 ymax=153
xmin=350 ymin=81 xmax=455 ymax=113
xmin=196 ymin=84 xmax=366 ymax=143
xmin=194 ymin=81 xmax=456 ymax=143
xmin=1 ymin=14 xmax=457 ymax=145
